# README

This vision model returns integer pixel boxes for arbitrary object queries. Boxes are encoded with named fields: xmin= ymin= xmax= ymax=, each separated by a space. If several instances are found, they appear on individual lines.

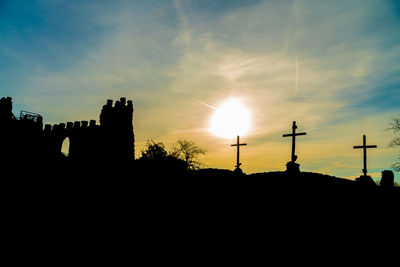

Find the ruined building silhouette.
xmin=0 ymin=97 xmax=134 ymax=162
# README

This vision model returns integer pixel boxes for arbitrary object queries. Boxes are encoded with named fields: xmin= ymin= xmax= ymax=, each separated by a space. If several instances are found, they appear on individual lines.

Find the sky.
xmin=1 ymin=0 xmax=400 ymax=183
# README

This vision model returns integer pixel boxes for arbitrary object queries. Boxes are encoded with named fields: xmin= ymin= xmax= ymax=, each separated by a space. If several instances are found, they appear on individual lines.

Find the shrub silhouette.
xmin=140 ymin=140 xmax=168 ymax=160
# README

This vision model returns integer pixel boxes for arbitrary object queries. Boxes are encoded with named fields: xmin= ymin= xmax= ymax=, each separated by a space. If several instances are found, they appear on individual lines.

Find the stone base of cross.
xmin=286 ymin=161 xmax=300 ymax=175
xmin=234 ymin=166 xmax=243 ymax=174
xmin=355 ymin=175 xmax=376 ymax=187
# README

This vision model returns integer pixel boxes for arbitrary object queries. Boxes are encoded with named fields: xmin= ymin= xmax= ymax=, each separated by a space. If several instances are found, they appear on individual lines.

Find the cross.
xmin=283 ymin=121 xmax=307 ymax=163
xmin=353 ymin=135 xmax=377 ymax=176
xmin=231 ymin=135 xmax=247 ymax=170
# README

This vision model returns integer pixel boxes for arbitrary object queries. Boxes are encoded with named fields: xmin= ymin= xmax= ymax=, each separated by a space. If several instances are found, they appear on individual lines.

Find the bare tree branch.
xmin=393 ymin=160 xmax=400 ymax=172
xmin=389 ymin=118 xmax=400 ymax=133
xmin=170 ymin=139 xmax=206 ymax=170
xmin=389 ymin=118 xmax=400 ymax=171
xmin=389 ymin=137 xmax=400 ymax=148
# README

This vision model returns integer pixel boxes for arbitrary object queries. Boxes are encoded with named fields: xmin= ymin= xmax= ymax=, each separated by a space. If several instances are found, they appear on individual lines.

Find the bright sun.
xmin=210 ymin=98 xmax=251 ymax=139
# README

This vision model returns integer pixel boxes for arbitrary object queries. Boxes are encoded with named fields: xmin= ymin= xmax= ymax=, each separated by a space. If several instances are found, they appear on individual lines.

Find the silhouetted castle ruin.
xmin=1 ymin=95 xmax=399 ymax=205
xmin=0 ymin=97 xmax=134 ymax=162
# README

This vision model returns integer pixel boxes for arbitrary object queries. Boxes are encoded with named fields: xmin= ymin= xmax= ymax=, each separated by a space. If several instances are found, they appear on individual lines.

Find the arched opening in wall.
xmin=61 ymin=137 xmax=70 ymax=157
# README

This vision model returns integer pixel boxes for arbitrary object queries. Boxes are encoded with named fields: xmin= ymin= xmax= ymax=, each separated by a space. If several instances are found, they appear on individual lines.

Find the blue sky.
xmin=1 ymin=0 xmax=400 ymax=182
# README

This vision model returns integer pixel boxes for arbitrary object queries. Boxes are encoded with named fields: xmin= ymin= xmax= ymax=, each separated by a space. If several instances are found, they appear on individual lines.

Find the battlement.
xmin=100 ymin=97 xmax=133 ymax=128
xmin=44 ymin=120 xmax=100 ymax=134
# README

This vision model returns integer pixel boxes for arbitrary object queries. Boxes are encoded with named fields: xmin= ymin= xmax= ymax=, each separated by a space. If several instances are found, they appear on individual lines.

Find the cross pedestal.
xmin=286 ymin=161 xmax=300 ymax=175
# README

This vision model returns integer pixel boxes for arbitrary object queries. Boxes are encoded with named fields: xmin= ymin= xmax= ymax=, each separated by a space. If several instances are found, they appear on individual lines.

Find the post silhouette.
xmin=283 ymin=121 xmax=306 ymax=163
xmin=231 ymin=135 xmax=247 ymax=171
xmin=353 ymin=135 xmax=377 ymax=176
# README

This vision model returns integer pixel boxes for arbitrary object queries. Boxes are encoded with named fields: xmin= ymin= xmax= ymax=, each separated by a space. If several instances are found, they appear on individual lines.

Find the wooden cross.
xmin=353 ymin=135 xmax=377 ymax=176
xmin=283 ymin=121 xmax=307 ymax=163
xmin=231 ymin=135 xmax=247 ymax=169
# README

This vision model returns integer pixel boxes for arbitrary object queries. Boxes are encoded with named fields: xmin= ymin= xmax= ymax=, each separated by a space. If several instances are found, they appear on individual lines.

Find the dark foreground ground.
xmin=3 ymin=160 xmax=399 ymax=206
xmin=2 ymin=160 xmax=398 ymax=261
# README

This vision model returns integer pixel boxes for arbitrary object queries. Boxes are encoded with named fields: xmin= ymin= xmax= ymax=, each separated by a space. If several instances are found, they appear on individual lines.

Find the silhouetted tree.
xmin=389 ymin=118 xmax=400 ymax=171
xmin=170 ymin=139 xmax=206 ymax=170
xmin=140 ymin=140 xmax=168 ymax=160
xmin=138 ymin=140 xmax=189 ymax=173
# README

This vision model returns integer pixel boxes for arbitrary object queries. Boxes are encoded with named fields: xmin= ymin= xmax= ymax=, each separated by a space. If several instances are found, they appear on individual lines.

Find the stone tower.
xmin=99 ymin=97 xmax=135 ymax=160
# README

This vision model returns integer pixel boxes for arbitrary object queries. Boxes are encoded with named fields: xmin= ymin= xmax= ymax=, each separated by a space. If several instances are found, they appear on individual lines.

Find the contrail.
xmin=193 ymin=98 xmax=217 ymax=110
xmin=295 ymin=56 xmax=299 ymax=96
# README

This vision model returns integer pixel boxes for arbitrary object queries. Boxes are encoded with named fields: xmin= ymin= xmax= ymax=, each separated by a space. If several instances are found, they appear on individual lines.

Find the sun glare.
xmin=210 ymin=98 xmax=251 ymax=139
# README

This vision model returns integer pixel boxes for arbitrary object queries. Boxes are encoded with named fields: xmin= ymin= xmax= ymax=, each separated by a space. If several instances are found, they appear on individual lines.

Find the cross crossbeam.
xmin=231 ymin=135 xmax=247 ymax=169
xmin=353 ymin=135 xmax=377 ymax=176
xmin=283 ymin=121 xmax=307 ymax=163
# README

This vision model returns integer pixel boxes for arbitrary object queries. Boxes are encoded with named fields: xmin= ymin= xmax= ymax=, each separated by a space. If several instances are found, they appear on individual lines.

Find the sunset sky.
xmin=1 ymin=0 xmax=400 ymax=183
